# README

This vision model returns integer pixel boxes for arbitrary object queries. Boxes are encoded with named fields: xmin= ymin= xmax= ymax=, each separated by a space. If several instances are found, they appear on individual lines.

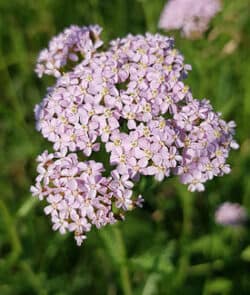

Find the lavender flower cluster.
xmin=35 ymin=25 xmax=103 ymax=78
xmin=215 ymin=202 xmax=247 ymax=226
xmin=31 ymin=25 xmax=237 ymax=245
xmin=31 ymin=151 xmax=141 ymax=245
xmin=158 ymin=0 xmax=221 ymax=38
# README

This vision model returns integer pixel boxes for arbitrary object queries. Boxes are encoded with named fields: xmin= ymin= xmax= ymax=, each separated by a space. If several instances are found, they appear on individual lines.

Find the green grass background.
xmin=0 ymin=0 xmax=250 ymax=294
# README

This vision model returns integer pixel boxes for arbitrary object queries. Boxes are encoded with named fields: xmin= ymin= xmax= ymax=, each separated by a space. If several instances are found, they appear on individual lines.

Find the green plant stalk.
xmin=99 ymin=225 xmax=132 ymax=295
xmin=113 ymin=226 xmax=132 ymax=295
xmin=90 ymin=0 xmax=104 ymax=27
xmin=120 ymin=263 xmax=132 ymax=295
xmin=0 ymin=200 xmax=22 ymax=265
xmin=0 ymin=50 xmax=25 ymax=125
xmin=20 ymin=261 xmax=47 ymax=295
xmin=139 ymin=0 xmax=157 ymax=32
xmin=175 ymin=187 xmax=194 ymax=286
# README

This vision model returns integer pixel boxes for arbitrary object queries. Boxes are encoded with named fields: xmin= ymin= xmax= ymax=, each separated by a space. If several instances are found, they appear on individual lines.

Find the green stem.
xmin=20 ymin=261 xmax=47 ymax=295
xmin=175 ymin=187 xmax=194 ymax=286
xmin=139 ymin=0 xmax=156 ymax=32
xmin=90 ymin=0 xmax=104 ymax=27
xmin=99 ymin=225 xmax=132 ymax=295
xmin=120 ymin=264 xmax=132 ymax=295
xmin=113 ymin=226 xmax=132 ymax=295
xmin=180 ymin=189 xmax=194 ymax=238
xmin=0 ymin=49 xmax=25 ymax=125
xmin=0 ymin=200 xmax=22 ymax=265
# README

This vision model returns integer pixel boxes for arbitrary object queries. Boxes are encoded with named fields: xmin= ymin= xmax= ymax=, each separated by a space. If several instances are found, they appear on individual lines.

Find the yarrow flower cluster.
xmin=31 ymin=24 xmax=237 ymax=245
xmin=30 ymin=151 xmax=139 ymax=245
xmin=215 ymin=202 xmax=247 ymax=226
xmin=158 ymin=0 xmax=221 ymax=38
xmin=35 ymin=25 xmax=103 ymax=78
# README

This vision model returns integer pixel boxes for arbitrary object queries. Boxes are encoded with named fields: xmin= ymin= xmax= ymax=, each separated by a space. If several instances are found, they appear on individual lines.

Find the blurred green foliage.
xmin=0 ymin=0 xmax=250 ymax=294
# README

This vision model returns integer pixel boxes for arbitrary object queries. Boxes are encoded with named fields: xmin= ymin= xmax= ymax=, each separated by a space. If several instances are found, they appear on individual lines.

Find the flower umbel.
xmin=32 ymin=25 xmax=238 ymax=245
xmin=158 ymin=0 xmax=221 ymax=38
xmin=215 ymin=202 xmax=247 ymax=226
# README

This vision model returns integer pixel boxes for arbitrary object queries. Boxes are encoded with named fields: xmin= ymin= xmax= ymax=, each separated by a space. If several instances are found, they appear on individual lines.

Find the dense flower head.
xmin=31 ymin=151 xmax=139 ymax=245
xmin=158 ymin=0 xmax=221 ymax=38
xmin=32 ymin=25 xmax=237 ymax=245
xmin=35 ymin=25 xmax=103 ymax=78
xmin=215 ymin=202 xmax=247 ymax=226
